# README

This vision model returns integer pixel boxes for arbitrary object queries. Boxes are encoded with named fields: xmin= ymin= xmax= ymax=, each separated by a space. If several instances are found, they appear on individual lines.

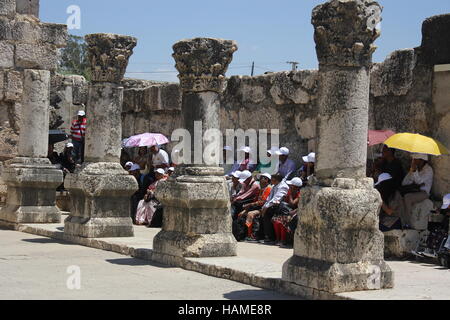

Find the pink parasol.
xmin=368 ymin=130 xmax=396 ymax=147
xmin=123 ymin=133 xmax=170 ymax=148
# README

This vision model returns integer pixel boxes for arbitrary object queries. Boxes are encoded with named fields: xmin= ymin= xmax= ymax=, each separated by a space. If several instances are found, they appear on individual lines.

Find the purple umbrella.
xmin=123 ymin=133 xmax=170 ymax=148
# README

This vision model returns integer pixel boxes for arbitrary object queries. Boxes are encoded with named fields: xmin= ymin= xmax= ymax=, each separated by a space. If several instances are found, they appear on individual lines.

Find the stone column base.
xmin=0 ymin=157 xmax=63 ymax=224
xmin=153 ymin=167 xmax=237 ymax=258
xmin=282 ymin=178 xmax=394 ymax=293
xmin=64 ymin=162 xmax=138 ymax=238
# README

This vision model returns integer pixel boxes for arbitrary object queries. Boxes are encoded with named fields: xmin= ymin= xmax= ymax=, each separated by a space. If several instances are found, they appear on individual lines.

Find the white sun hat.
xmin=303 ymin=152 xmax=316 ymax=163
xmin=129 ymin=164 xmax=141 ymax=172
xmin=77 ymin=110 xmax=86 ymax=117
xmin=155 ymin=168 xmax=166 ymax=175
xmin=287 ymin=177 xmax=303 ymax=187
xmin=260 ymin=173 xmax=272 ymax=180
xmin=125 ymin=161 xmax=133 ymax=167
xmin=231 ymin=171 xmax=242 ymax=179
xmin=168 ymin=167 xmax=175 ymax=172
xmin=276 ymin=147 xmax=290 ymax=156
xmin=375 ymin=172 xmax=393 ymax=186
xmin=442 ymin=194 xmax=450 ymax=210
xmin=238 ymin=170 xmax=252 ymax=183
xmin=412 ymin=153 xmax=429 ymax=161
xmin=66 ymin=142 xmax=74 ymax=148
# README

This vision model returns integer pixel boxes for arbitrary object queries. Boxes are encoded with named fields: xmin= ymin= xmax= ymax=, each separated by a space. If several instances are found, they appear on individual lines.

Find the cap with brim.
xmin=125 ymin=161 xmax=133 ymax=167
xmin=239 ymin=170 xmax=252 ymax=183
xmin=276 ymin=147 xmax=289 ymax=156
xmin=412 ymin=153 xmax=429 ymax=161
xmin=66 ymin=143 xmax=74 ymax=148
xmin=308 ymin=152 xmax=316 ymax=163
xmin=442 ymin=194 xmax=450 ymax=209
xmin=260 ymin=173 xmax=272 ymax=180
xmin=129 ymin=164 xmax=141 ymax=171
xmin=375 ymin=172 xmax=393 ymax=186
xmin=155 ymin=168 xmax=166 ymax=175
xmin=168 ymin=167 xmax=175 ymax=172
xmin=231 ymin=171 xmax=242 ymax=179
xmin=77 ymin=110 xmax=86 ymax=116
xmin=287 ymin=177 xmax=303 ymax=187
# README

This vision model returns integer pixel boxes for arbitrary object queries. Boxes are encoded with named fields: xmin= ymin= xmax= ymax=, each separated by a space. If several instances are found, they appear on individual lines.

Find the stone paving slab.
xmin=1 ymin=216 xmax=449 ymax=300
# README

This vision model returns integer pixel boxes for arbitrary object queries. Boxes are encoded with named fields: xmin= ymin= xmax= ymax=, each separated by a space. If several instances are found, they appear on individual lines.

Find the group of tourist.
xmin=225 ymin=146 xmax=315 ymax=248
xmin=371 ymin=145 xmax=439 ymax=232
xmin=122 ymin=144 xmax=175 ymax=228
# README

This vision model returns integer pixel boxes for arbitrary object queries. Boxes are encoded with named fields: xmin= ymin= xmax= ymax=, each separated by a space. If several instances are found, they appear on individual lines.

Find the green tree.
xmin=58 ymin=34 xmax=91 ymax=81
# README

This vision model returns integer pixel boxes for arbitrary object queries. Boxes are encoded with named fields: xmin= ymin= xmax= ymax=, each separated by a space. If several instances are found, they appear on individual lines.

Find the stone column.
xmin=64 ymin=33 xmax=138 ymax=238
xmin=152 ymin=38 xmax=238 ymax=263
xmin=0 ymin=69 xmax=63 ymax=223
xmin=282 ymin=0 xmax=393 ymax=294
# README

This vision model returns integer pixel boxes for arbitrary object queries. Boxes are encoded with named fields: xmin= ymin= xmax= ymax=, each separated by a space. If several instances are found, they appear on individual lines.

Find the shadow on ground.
xmin=22 ymin=238 xmax=76 ymax=246
xmin=105 ymin=257 xmax=173 ymax=268
xmin=223 ymin=289 xmax=301 ymax=300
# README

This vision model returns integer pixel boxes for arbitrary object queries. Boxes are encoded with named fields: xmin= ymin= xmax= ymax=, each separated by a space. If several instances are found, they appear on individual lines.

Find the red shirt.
xmin=70 ymin=118 xmax=87 ymax=141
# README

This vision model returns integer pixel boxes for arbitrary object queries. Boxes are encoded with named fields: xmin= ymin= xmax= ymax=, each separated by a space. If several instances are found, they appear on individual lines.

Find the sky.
xmin=41 ymin=0 xmax=450 ymax=82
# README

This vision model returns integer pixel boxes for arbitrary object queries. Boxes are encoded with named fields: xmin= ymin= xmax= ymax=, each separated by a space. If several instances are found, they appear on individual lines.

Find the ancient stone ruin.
xmin=0 ymin=0 xmax=67 ymax=223
xmin=153 ymin=38 xmax=238 ymax=263
xmin=64 ymin=33 xmax=139 ymax=238
xmin=282 ymin=0 xmax=393 ymax=293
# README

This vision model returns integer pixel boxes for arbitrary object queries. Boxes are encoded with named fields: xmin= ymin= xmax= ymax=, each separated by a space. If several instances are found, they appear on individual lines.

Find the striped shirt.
xmin=70 ymin=118 xmax=87 ymax=141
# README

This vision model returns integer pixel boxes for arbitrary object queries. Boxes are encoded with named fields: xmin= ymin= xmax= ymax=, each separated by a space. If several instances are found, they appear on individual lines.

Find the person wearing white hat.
xmin=299 ymin=152 xmax=316 ymax=183
xmin=228 ymin=170 xmax=242 ymax=199
xmin=70 ymin=109 xmax=87 ymax=164
xmin=231 ymin=170 xmax=260 ymax=219
xmin=401 ymin=153 xmax=434 ymax=227
xmin=238 ymin=146 xmax=257 ymax=173
xmin=167 ymin=167 xmax=175 ymax=177
xmin=256 ymin=148 xmax=278 ymax=175
xmin=275 ymin=147 xmax=296 ymax=179
xmin=374 ymin=173 xmax=403 ymax=232
xmin=135 ymin=166 xmax=168 ymax=227
xmin=272 ymin=177 xmax=303 ymax=247
xmin=232 ymin=172 xmax=273 ymax=242
xmin=124 ymin=161 xmax=134 ymax=171
xmin=59 ymin=142 xmax=76 ymax=175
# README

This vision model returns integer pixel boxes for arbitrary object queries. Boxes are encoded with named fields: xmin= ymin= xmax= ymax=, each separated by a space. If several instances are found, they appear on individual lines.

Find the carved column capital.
xmin=172 ymin=38 xmax=238 ymax=93
xmin=85 ymin=33 xmax=137 ymax=83
xmin=312 ymin=0 xmax=382 ymax=68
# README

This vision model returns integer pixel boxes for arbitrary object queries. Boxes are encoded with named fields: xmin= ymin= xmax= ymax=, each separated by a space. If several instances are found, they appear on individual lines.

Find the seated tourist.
xmin=275 ymin=147 xmax=296 ymax=180
xmin=401 ymin=153 xmax=433 ymax=228
xmin=129 ymin=164 xmax=152 ymax=224
xmin=232 ymin=173 xmax=272 ymax=242
xmin=238 ymin=146 xmax=257 ymax=173
xmin=375 ymin=173 xmax=403 ymax=232
xmin=135 ymin=168 xmax=168 ymax=227
xmin=134 ymin=147 xmax=150 ymax=175
xmin=272 ymin=177 xmax=302 ymax=248
xmin=256 ymin=149 xmax=278 ymax=175
xmin=149 ymin=145 xmax=170 ymax=178
xmin=380 ymin=145 xmax=405 ymax=189
xmin=230 ymin=170 xmax=260 ymax=219
xmin=228 ymin=171 xmax=242 ymax=200
xmin=167 ymin=167 xmax=175 ymax=177
xmin=299 ymin=152 xmax=315 ymax=184
xmin=260 ymin=173 xmax=289 ymax=244
xmin=48 ymin=143 xmax=61 ymax=166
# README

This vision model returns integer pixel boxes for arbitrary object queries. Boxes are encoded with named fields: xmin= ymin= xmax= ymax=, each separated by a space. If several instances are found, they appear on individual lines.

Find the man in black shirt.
xmin=380 ymin=145 xmax=405 ymax=189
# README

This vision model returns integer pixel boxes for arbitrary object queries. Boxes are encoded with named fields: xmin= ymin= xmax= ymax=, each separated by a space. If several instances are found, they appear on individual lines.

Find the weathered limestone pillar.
xmin=0 ymin=69 xmax=63 ymax=223
xmin=282 ymin=0 xmax=394 ymax=294
xmin=153 ymin=38 xmax=238 ymax=262
xmin=64 ymin=33 xmax=138 ymax=238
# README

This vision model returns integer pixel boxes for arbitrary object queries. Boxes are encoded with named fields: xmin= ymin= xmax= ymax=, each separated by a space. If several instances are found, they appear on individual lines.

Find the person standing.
xmin=70 ymin=110 xmax=87 ymax=164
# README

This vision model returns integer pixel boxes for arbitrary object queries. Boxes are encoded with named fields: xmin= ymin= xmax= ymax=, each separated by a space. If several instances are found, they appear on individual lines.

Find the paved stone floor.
xmin=1 ymin=217 xmax=449 ymax=300
xmin=0 ymin=229 xmax=300 ymax=300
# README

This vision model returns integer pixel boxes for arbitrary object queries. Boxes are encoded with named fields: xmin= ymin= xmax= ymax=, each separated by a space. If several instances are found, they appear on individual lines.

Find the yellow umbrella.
xmin=384 ymin=133 xmax=449 ymax=156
